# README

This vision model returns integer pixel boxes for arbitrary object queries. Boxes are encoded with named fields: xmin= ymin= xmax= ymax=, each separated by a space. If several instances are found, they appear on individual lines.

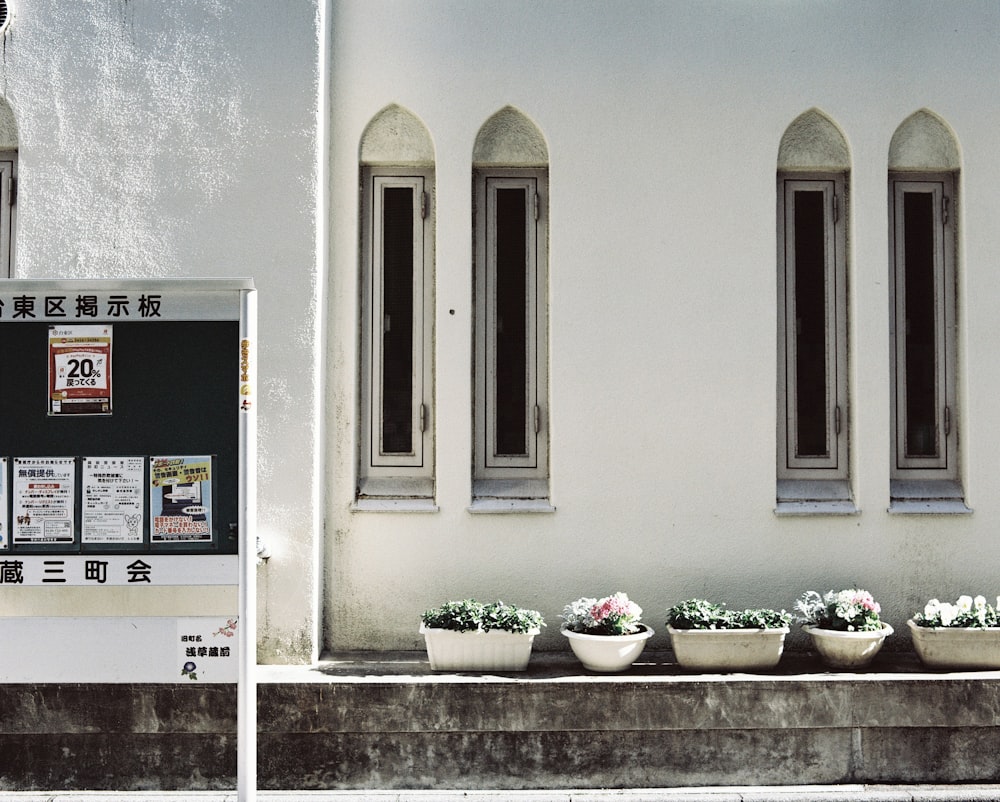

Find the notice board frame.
xmin=0 ymin=278 xmax=258 ymax=800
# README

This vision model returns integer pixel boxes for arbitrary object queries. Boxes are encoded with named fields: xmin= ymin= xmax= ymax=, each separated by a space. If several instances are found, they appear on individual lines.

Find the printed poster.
xmin=82 ymin=456 xmax=145 ymax=544
xmin=178 ymin=618 xmax=239 ymax=682
xmin=48 ymin=324 xmax=113 ymax=416
xmin=13 ymin=457 xmax=76 ymax=544
xmin=150 ymin=456 xmax=213 ymax=542
xmin=0 ymin=457 xmax=7 ymax=551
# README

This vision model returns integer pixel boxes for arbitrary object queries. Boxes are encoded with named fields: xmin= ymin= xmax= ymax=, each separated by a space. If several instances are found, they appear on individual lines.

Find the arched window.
xmin=776 ymin=109 xmax=853 ymax=514
xmin=471 ymin=107 xmax=552 ymax=511
xmin=887 ymin=110 xmax=966 ymax=512
xmin=356 ymin=105 xmax=436 ymax=509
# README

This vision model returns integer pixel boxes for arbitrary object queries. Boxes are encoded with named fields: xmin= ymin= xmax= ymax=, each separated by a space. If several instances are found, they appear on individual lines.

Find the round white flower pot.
xmin=802 ymin=623 xmax=893 ymax=669
xmin=907 ymin=618 xmax=1000 ymax=670
xmin=419 ymin=624 xmax=539 ymax=671
xmin=667 ymin=625 xmax=789 ymax=672
xmin=561 ymin=624 xmax=654 ymax=672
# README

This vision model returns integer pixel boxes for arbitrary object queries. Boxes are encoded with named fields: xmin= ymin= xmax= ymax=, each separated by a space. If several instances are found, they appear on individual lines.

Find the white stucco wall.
xmin=0 ymin=1 xmax=321 ymax=662
xmin=326 ymin=1 xmax=1000 ymax=653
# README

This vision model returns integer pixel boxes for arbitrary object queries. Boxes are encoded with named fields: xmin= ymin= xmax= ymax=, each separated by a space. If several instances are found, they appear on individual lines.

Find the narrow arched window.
xmin=776 ymin=109 xmax=853 ymax=514
xmin=471 ymin=107 xmax=552 ymax=511
xmin=355 ymin=105 xmax=436 ymax=509
xmin=888 ymin=110 xmax=966 ymax=512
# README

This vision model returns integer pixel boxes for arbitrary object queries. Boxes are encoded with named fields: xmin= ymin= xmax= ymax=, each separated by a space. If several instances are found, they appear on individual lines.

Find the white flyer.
xmin=82 ymin=456 xmax=145 ymax=544
xmin=13 ymin=457 xmax=76 ymax=544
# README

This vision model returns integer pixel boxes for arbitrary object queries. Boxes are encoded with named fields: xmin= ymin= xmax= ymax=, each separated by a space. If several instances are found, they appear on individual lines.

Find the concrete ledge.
xmin=255 ymin=651 xmax=1000 ymax=790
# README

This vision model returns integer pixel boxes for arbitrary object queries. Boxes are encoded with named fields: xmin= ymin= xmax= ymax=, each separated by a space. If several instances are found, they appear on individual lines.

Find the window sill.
xmin=352 ymin=498 xmax=439 ymax=513
xmin=775 ymin=479 xmax=857 ymax=516
xmin=469 ymin=478 xmax=554 ymax=513
xmin=775 ymin=500 xmax=858 ymax=516
xmin=888 ymin=479 xmax=971 ymax=515
xmin=354 ymin=477 xmax=437 ymax=513
xmin=467 ymin=498 xmax=555 ymax=514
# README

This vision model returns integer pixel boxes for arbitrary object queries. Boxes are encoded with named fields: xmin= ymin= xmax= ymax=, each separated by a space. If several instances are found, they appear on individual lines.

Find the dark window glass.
xmin=793 ymin=190 xmax=828 ymax=458
xmin=494 ymin=187 xmax=528 ymax=456
xmin=380 ymin=186 xmax=414 ymax=455
xmin=902 ymin=191 xmax=937 ymax=457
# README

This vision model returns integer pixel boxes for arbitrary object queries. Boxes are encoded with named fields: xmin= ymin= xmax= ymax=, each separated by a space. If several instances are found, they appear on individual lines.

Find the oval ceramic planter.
xmin=667 ymin=625 xmax=789 ymax=672
xmin=561 ymin=624 xmax=654 ymax=672
xmin=419 ymin=624 xmax=540 ymax=671
xmin=907 ymin=618 xmax=1000 ymax=670
xmin=802 ymin=623 xmax=893 ymax=669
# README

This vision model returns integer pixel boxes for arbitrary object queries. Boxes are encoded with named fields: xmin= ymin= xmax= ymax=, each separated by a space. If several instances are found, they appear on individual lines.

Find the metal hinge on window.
xmin=944 ymin=406 xmax=951 ymax=436
xmin=942 ymin=196 xmax=950 ymax=225
xmin=835 ymin=405 xmax=842 ymax=435
xmin=7 ymin=175 xmax=15 ymax=206
xmin=533 ymin=192 xmax=539 ymax=221
xmin=833 ymin=194 xmax=839 ymax=223
xmin=533 ymin=404 xmax=541 ymax=434
xmin=421 ymin=191 xmax=428 ymax=220
xmin=419 ymin=403 xmax=427 ymax=433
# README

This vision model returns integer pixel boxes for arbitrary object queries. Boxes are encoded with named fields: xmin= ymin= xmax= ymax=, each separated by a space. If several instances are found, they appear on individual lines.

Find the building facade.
xmin=0 ymin=0 xmax=997 ymax=682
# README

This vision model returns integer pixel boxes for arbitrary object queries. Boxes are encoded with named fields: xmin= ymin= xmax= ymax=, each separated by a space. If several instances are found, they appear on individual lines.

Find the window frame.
xmin=888 ymin=171 xmax=958 ymax=482
xmin=0 ymin=151 xmax=16 ymax=278
xmin=357 ymin=166 xmax=434 ymax=502
xmin=776 ymin=171 xmax=849 ymax=485
xmin=473 ymin=167 xmax=549 ymax=493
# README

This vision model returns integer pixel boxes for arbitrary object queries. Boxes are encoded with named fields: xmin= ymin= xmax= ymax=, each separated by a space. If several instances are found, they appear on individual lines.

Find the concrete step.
xmin=256 ymin=651 xmax=1000 ymax=791
xmin=2 ymin=650 xmax=999 ymax=792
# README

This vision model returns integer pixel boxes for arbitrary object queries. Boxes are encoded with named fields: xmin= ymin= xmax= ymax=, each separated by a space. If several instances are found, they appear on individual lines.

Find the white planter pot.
xmin=419 ymin=624 xmax=539 ymax=671
xmin=561 ymin=624 xmax=654 ymax=672
xmin=802 ymin=623 xmax=893 ymax=669
xmin=667 ymin=625 xmax=789 ymax=672
xmin=907 ymin=618 xmax=1000 ymax=670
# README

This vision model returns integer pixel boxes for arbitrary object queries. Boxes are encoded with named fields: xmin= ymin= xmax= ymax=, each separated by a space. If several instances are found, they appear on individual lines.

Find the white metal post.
xmin=238 ymin=286 xmax=258 ymax=801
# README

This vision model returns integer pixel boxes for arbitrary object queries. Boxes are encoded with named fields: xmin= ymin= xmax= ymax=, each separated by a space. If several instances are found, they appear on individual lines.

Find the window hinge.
xmin=419 ymin=403 xmax=427 ymax=433
xmin=833 ymin=193 xmax=839 ymax=223
xmin=533 ymin=192 xmax=539 ymax=221
xmin=942 ymin=196 xmax=949 ymax=225
xmin=420 ymin=190 xmax=428 ymax=220
xmin=383 ymin=314 xmax=391 ymax=333
xmin=7 ymin=175 xmax=14 ymax=206
xmin=834 ymin=405 xmax=842 ymax=435
xmin=944 ymin=405 xmax=951 ymax=436
xmin=533 ymin=404 xmax=541 ymax=434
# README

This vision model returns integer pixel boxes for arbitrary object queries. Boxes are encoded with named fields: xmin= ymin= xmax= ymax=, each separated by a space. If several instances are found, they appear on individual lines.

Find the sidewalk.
xmin=1 ymin=787 xmax=1000 ymax=802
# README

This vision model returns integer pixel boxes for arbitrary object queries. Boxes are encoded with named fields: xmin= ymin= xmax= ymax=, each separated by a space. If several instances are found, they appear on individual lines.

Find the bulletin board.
xmin=0 ymin=281 xmax=250 ymax=557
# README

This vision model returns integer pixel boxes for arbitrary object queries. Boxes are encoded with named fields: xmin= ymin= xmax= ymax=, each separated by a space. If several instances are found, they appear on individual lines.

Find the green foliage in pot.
xmin=421 ymin=599 xmax=544 ymax=634
xmin=666 ymin=598 xmax=791 ymax=630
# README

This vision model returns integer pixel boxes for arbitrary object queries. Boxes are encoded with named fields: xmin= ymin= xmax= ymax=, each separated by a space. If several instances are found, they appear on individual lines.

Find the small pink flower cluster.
xmin=590 ymin=594 xmax=636 ymax=624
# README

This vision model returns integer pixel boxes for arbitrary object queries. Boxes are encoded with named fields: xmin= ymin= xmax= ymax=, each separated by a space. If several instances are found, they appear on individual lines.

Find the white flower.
xmin=957 ymin=595 xmax=973 ymax=611
xmin=940 ymin=603 xmax=957 ymax=627
xmin=924 ymin=599 xmax=941 ymax=618
xmin=974 ymin=595 xmax=987 ymax=608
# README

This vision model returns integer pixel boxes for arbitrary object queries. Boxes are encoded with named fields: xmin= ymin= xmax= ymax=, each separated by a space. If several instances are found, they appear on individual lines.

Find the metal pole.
xmin=238 ymin=286 xmax=258 ymax=802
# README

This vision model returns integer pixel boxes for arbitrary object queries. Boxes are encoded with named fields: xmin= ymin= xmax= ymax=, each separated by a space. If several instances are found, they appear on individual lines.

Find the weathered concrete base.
xmin=256 ymin=651 xmax=1000 ymax=791
xmin=2 ymin=652 xmax=999 ymax=791
xmin=0 ymin=684 xmax=236 ymax=791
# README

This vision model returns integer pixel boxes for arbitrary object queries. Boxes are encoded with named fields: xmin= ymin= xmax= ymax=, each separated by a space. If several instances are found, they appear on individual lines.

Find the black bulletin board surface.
xmin=0 ymin=320 xmax=239 ymax=554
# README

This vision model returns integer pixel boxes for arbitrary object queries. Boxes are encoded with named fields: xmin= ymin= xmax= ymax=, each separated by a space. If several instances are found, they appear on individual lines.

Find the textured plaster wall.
xmin=0 ymin=1 xmax=321 ymax=662
xmin=327 ymin=1 xmax=1000 ymax=653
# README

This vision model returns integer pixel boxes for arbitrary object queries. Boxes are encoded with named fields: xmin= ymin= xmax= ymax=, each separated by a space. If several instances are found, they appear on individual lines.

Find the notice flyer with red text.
xmin=13 ymin=457 xmax=76 ymax=544
xmin=48 ymin=324 xmax=113 ymax=416
xmin=150 ymin=456 xmax=213 ymax=542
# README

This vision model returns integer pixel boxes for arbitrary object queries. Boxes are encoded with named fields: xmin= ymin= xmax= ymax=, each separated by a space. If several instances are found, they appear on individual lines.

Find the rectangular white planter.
xmin=667 ymin=625 xmax=789 ymax=672
xmin=419 ymin=624 xmax=539 ymax=671
xmin=907 ymin=618 xmax=1000 ymax=669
